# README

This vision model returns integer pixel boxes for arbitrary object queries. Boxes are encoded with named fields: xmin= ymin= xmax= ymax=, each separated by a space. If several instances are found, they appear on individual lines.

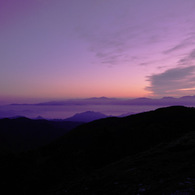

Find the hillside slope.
xmin=0 ymin=117 xmax=83 ymax=153
xmin=63 ymin=130 xmax=195 ymax=194
xmin=1 ymin=106 xmax=195 ymax=194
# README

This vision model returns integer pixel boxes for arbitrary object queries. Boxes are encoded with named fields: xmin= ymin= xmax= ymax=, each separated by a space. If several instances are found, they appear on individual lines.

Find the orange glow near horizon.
xmin=1 ymin=0 xmax=195 ymax=104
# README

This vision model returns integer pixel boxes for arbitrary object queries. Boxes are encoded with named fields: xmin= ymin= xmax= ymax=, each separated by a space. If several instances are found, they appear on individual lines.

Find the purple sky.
xmin=1 ymin=0 xmax=195 ymax=104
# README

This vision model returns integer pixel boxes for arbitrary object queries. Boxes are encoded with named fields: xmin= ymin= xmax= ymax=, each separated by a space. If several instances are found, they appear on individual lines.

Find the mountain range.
xmin=63 ymin=111 xmax=108 ymax=122
xmin=1 ymin=106 xmax=195 ymax=194
xmin=12 ymin=95 xmax=195 ymax=106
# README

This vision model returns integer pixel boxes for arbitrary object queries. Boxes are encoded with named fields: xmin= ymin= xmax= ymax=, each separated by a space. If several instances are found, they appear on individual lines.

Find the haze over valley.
xmin=2 ymin=95 xmax=195 ymax=119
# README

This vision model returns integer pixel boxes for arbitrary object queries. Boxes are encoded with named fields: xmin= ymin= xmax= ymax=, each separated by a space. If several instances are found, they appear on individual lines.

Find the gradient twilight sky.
xmin=1 ymin=0 xmax=195 ymax=104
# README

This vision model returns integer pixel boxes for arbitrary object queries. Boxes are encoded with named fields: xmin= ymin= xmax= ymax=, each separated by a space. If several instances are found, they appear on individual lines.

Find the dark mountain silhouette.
xmin=65 ymin=129 xmax=195 ymax=194
xmin=1 ymin=106 xmax=195 ymax=194
xmin=0 ymin=117 xmax=83 ymax=153
xmin=35 ymin=115 xmax=45 ymax=120
xmin=64 ymin=111 xmax=108 ymax=122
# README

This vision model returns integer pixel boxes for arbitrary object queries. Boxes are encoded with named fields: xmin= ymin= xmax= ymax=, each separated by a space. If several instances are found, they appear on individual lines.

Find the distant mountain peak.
xmin=162 ymin=96 xmax=175 ymax=99
xmin=65 ymin=111 xmax=108 ymax=122
xmin=35 ymin=115 xmax=45 ymax=120
xmin=87 ymin=97 xmax=111 ymax=100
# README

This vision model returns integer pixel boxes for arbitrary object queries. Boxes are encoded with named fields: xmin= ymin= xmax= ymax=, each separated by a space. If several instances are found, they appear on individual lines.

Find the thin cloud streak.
xmin=178 ymin=48 xmax=195 ymax=65
xmin=163 ymin=35 xmax=195 ymax=54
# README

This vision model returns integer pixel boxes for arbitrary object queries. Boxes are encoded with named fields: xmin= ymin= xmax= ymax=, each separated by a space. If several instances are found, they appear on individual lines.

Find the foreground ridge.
xmin=1 ymin=106 xmax=195 ymax=194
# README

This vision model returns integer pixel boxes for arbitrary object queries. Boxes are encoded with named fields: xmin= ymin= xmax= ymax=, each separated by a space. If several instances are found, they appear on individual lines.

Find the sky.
xmin=1 ymin=0 xmax=195 ymax=104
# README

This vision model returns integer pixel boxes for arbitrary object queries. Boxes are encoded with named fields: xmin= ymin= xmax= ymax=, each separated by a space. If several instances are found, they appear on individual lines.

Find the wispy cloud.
xmin=163 ymin=35 xmax=195 ymax=54
xmin=146 ymin=66 xmax=195 ymax=97
xmin=178 ymin=48 xmax=195 ymax=65
xmin=79 ymin=26 xmax=166 ymax=66
xmin=78 ymin=26 xmax=141 ymax=65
